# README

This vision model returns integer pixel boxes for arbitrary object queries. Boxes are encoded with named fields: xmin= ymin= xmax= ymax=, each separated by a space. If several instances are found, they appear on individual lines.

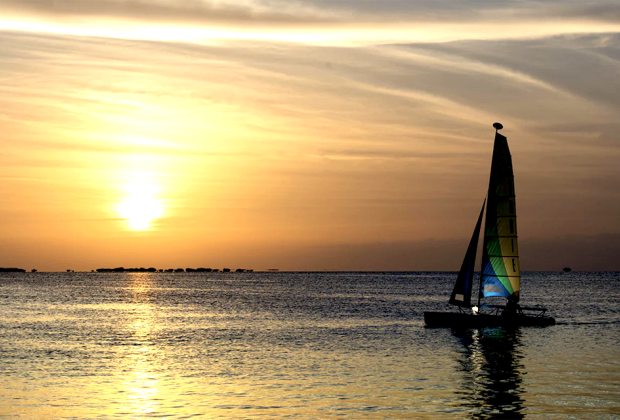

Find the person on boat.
xmin=503 ymin=296 xmax=520 ymax=317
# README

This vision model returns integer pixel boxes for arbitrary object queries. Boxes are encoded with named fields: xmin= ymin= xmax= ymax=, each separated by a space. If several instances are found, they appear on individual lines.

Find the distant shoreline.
xmin=2 ymin=267 xmax=607 ymax=273
xmin=93 ymin=267 xmax=253 ymax=273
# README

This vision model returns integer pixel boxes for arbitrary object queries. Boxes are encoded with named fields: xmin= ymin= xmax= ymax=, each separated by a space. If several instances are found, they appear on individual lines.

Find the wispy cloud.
xmin=1 ymin=0 xmax=619 ymax=44
xmin=0 ymin=0 xmax=337 ymax=25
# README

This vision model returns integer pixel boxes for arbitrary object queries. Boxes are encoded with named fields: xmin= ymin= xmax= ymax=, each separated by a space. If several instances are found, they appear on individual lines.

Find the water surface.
xmin=1 ymin=271 xmax=618 ymax=419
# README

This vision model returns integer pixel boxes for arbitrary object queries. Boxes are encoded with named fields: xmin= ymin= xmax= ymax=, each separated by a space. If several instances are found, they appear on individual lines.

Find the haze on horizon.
xmin=1 ymin=0 xmax=619 ymax=272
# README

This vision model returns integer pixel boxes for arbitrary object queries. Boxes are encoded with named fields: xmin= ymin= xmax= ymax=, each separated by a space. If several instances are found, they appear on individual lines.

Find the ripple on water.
xmin=0 ymin=272 xmax=619 ymax=418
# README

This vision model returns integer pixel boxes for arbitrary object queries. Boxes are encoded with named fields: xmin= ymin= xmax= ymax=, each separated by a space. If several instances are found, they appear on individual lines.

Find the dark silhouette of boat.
xmin=424 ymin=123 xmax=555 ymax=328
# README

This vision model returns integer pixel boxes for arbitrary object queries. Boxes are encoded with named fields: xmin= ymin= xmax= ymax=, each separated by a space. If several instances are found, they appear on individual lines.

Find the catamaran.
xmin=424 ymin=123 xmax=555 ymax=328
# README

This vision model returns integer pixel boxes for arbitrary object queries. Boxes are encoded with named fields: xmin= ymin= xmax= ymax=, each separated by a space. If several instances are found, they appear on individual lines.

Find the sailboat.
xmin=424 ymin=123 xmax=555 ymax=328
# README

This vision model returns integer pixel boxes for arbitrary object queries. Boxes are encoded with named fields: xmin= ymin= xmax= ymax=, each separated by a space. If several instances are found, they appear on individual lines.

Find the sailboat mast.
xmin=476 ymin=196 xmax=488 ymax=308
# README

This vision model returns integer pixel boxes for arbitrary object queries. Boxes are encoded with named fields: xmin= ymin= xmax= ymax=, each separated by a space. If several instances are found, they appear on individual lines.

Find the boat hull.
xmin=424 ymin=311 xmax=555 ymax=328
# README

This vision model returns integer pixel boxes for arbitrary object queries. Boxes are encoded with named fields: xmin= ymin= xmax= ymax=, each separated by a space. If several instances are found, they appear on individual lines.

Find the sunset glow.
xmin=118 ymin=187 xmax=163 ymax=231
xmin=2 ymin=5 xmax=619 ymax=420
xmin=0 ymin=0 xmax=619 ymax=271
xmin=114 ymin=167 xmax=166 ymax=231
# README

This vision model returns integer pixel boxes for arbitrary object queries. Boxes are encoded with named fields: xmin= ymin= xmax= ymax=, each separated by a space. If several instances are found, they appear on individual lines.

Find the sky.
xmin=1 ymin=0 xmax=619 ymax=271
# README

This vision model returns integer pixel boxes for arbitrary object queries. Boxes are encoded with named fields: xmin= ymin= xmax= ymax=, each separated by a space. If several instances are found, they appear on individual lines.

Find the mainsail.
xmin=480 ymin=131 xmax=520 ymax=301
xmin=449 ymin=201 xmax=485 ymax=307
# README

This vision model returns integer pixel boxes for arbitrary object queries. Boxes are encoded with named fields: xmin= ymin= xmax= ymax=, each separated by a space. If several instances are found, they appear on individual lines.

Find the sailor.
xmin=503 ymin=296 xmax=519 ymax=317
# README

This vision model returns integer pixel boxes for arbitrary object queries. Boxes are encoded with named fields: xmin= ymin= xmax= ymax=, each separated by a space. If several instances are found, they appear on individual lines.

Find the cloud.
xmin=0 ymin=0 xmax=619 ymax=44
xmin=521 ymin=234 xmax=620 ymax=271
xmin=1 ymin=28 xmax=619 ymax=270
xmin=3 ymin=0 xmax=620 ymax=25
xmin=313 ymin=148 xmax=472 ymax=161
xmin=0 ymin=0 xmax=338 ymax=25
xmin=552 ymin=2 xmax=620 ymax=23
xmin=253 ymin=234 xmax=620 ymax=271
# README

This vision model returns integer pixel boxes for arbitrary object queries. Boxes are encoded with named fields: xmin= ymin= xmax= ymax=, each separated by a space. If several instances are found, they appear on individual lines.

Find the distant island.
xmin=94 ymin=267 xmax=253 ymax=273
xmin=1 ymin=266 xmax=255 ymax=273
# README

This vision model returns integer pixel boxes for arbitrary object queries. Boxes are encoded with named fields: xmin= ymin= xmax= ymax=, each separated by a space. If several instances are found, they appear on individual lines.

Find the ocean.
xmin=1 ymin=271 xmax=619 ymax=419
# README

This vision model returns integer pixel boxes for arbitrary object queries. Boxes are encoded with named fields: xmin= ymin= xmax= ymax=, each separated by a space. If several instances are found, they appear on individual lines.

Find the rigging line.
xmin=477 ymin=196 xmax=488 ymax=308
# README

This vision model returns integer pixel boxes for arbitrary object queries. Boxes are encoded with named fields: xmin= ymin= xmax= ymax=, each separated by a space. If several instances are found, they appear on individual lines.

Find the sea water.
xmin=0 ymin=271 xmax=618 ymax=419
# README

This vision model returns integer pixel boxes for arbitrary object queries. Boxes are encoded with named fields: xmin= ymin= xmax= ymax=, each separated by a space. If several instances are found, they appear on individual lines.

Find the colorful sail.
xmin=449 ymin=200 xmax=485 ymax=307
xmin=480 ymin=132 xmax=520 ymax=301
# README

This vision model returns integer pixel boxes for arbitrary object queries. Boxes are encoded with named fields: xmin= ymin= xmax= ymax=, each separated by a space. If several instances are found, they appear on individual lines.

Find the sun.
xmin=117 ymin=182 xmax=164 ymax=231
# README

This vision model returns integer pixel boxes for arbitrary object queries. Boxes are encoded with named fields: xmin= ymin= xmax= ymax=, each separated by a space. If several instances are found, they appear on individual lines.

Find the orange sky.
xmin=1 ymin=1 xmax=619 ymax=271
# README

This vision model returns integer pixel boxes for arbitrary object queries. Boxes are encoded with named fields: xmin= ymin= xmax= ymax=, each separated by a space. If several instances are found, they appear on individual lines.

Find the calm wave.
xmin=1 ymin=271 xmax=619 ymax=419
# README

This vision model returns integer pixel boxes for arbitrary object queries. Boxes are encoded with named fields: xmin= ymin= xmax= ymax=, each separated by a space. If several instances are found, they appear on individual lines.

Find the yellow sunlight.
xmin=117 ymin=180 xmax=164 ymax=231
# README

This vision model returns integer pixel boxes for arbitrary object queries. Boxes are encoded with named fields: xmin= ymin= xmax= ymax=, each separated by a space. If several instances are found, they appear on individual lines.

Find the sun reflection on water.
xmin=124 ymin=355 xmax=160 ymax=417
xmin=121 ymin=274 xmax=161 ymax=418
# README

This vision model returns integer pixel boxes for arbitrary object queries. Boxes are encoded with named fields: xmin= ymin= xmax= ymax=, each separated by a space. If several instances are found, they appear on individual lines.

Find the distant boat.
xmin=563 ymin=267 xmax=572 ymax=272
xmin=424 ymin=124 xmax=555 ymax=328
